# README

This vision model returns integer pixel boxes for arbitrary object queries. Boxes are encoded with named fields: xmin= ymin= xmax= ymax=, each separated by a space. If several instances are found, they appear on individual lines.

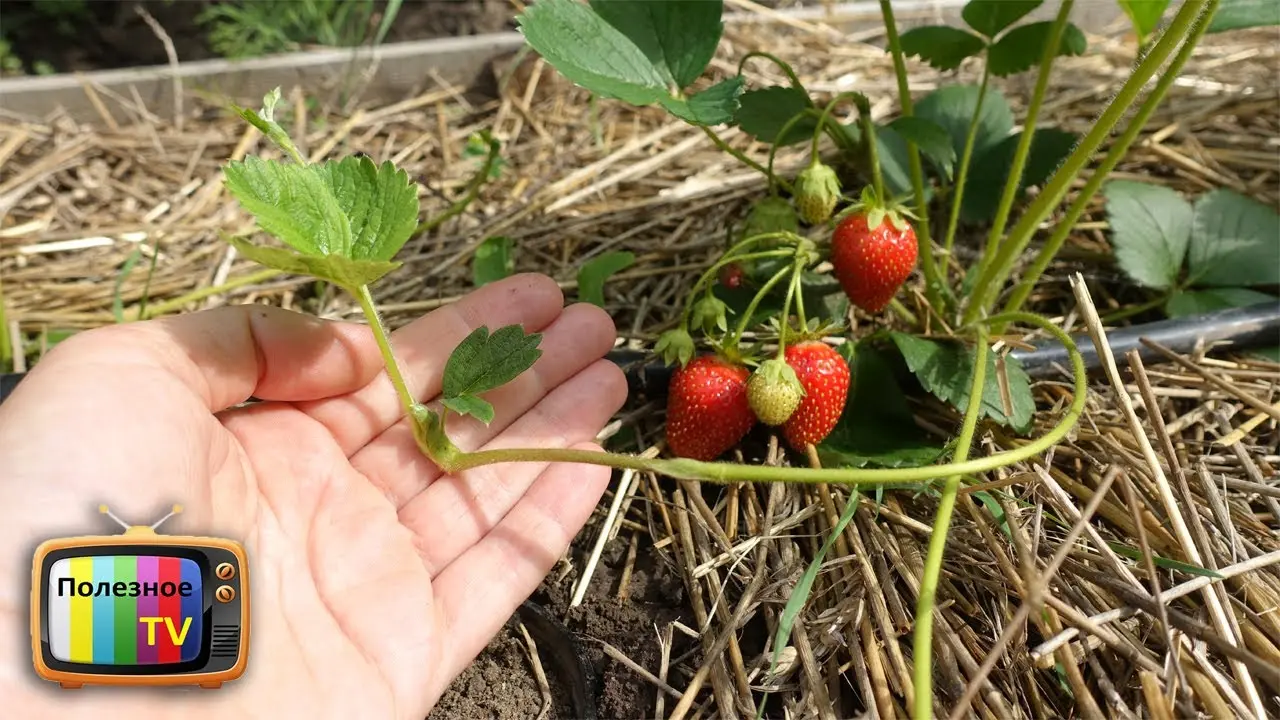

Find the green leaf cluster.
xmin=886 ymin=85 xmax=1077 ymax=222
xmin=1104 ymin=181 xmax=1279 ymax=320
xmin=516 ymin=0 xmax=743 ymax=127
xmin=898 ymin=0 xmax=1086 ymax=78
xmin=441 ymin=326 xmax=544 ymax=424
xmin=890 ymin=332 xmax=1036 ymax=434
xmin=221 ymin=91 xmax=421 ymax=290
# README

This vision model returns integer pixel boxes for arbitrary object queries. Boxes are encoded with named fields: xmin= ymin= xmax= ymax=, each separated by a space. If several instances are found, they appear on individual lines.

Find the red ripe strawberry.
xmin=666 ymin=355 xmax=756 ymax=461
xmin=782 ymin=341 xmax=850 ymax=452
xmin=719 ymin=263 xmax=745 ymax=289
xmin=830 ymin=211 xmax=918 ymax=313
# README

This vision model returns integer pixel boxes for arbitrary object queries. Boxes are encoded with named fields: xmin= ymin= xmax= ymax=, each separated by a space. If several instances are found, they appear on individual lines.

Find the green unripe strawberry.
xmin=793 ymin=160 xmax=840 ymax=226
xmin=742 ymin=196 xmax=800 ymax=247
xmin=747 ymin=358 xmax=805 ymax=426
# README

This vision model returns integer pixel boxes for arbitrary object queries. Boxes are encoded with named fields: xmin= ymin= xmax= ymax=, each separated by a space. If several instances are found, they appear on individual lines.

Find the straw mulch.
xmin=1 ymin=9 xmax=1278 ymax=720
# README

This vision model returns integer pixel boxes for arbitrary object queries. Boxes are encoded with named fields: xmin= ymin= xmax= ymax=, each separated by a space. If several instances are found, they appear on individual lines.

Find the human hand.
xmin=0 ymin=273 xmax=626 ymax=719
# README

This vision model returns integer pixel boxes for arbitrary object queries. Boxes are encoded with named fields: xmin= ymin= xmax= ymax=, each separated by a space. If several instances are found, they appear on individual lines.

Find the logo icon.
xmin=30 ymin=505 xmax=250 ymax=689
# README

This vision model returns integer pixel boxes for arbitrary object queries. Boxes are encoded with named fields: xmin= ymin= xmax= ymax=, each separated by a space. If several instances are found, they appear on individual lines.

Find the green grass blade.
xmin=756 ymin=489 xmax=860 ymax=719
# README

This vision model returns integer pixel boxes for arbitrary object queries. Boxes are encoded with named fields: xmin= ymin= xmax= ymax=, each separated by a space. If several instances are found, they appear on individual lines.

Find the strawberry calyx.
xmin=834 ymin=185 xmax=917 ymax=234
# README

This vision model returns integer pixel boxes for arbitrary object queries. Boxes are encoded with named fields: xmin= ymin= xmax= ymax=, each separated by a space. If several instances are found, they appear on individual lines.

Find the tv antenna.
xmin=99 ymin=504 xmax=184 ymax=535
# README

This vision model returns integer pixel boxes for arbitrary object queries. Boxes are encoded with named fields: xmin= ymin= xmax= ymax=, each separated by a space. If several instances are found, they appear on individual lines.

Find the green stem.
xmin=0 ymin=271 xmax=10 ymax=371
xmin=680 ymin=246 xmax=797 ymax=329
xmin=794 ymin=270 xmax=808 ymax=333
xmin=999 ymin=0 xmax=1218 ymax=321
xmin=913 ymin=327 xmax=989 ymax=720
xmin=878 ymin=0 xmax=943 ymax=311
xmin=941 ymin=66 xmax=990 ymax=261
xmin=731 ymin=263 xmax=794 ymax=348
xmin=962 ymin=0 xmax=1210 ymax=326
xmin=424 ymin=312 xmax=1084 ymax=487
xmin=776 ymin=264 xmax=802 ymax=359
xmin=416 ymin=132 xmax=501 ymax=236
xmin=1097 ymin=294 xmax=1169 ymax=324
xmin=738 ymin=51 xmax=808 ymax=93
xmin=701 ymin=126 xmax=790 ymax=193
xmin=139 ymin=268 xmax=284 ymax=319
xmin=855 ymin=95 xmax=884 ymax=203
xmin=975 ymin=0 xmax=1073 ymax=282
xmin=354 ymin=283 xmax=415 ymax=415
xmin=768 ymin=111 xmax=819 ymax=195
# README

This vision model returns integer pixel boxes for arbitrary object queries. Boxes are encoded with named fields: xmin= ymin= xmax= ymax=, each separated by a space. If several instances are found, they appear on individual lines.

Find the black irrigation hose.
xmin=607 ymin=300 xmax=1280 ymax=394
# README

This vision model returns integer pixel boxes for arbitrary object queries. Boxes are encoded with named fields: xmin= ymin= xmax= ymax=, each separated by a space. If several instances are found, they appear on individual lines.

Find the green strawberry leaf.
xmin=662 ymin=76 xmax=745 ymax=126
xmin=961 ymin=127 xmax=1077 ymax=223
xmin=312 ymin=155 xmax=420 ymax=262
xmin=442 ymin=395 xmax=496 ymax=426
xmin=962 ymin=0 xmax=1043 ymax=38
xmin=817 ymin=342 xmax=946 ymax=469
xmin=233 ymin=87 xmax=303 ymax=162
xmin=1250 ymin=346 xmax=1280 ymax=362
xmin=1103 ymin=180 xmax=1194 ymax=291
xmin=915 ymin=84 xmax=1014 ymax=166
xmin=890 ymin=332 xmax=1035 ymax=434
xmin=578 ymin=251 xmax=636 ymax=307
xmin=734 ymin=86 xmax=815 ymax=146
xmin=589 ymin=0 xmax=724 ymax=89
xmin=898 ymin=25 xmax=987 ymax=70
xmin=226 ymin=236 xmax=400 ymax=288
xmin=442 ymin=325 xmax=544 ymax=423
xmin=886 ymin=116 xmax=957 ymax=178
xmin=224 ymin=156 xmax=352 ymax=256
xmin=1166 ymin=287 xmax=1277 ymax=317
xmin=1207 ymin=0 xmax=1280 ymax=33
xmin=473 ymin=236 xmax=515 ymax=287
xmin=1187 ymin=188 xmax=1280 ymax=288
xmin=987 ymin=21 xmax=1087 ymax=77
xmin=1118 ymin=0 xmax=1171 ymax=41
xmin=516 ymin=0 xmax=672 ymax=106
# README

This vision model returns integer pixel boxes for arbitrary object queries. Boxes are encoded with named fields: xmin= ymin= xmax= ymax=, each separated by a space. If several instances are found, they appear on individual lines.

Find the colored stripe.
xmin=69 ymin=557 xmax=93 ymax=663
xmin=91 ymin=556 xmax=115 ymax=663
xmin=113 ymin=555 xmax=137 ymax=665
xmin=157 ymin=557 xmax=180 ymax=663
xmin=48 ymin=559 xmax=71 ymax=662
xmin=179 ymin=559 xmax=202 ymax=661
xmin=135 ymin=556 xmax=159 ymax=664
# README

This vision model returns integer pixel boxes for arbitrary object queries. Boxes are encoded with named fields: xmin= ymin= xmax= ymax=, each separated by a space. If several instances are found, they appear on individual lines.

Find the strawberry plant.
xmin=207 ymin=0 xmax=1279 ymax=714
xmin=1103 ymin=180 xmax=1279 ymax=357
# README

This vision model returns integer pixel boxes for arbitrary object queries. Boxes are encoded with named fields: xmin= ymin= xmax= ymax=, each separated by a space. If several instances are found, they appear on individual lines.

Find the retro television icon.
xmin=30 ymin=505 xmax=249 ymax=689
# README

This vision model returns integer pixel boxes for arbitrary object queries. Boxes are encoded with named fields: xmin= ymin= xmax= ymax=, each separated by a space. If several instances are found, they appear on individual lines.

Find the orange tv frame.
xmin=30 ymin=521 xmax=249 ymax=689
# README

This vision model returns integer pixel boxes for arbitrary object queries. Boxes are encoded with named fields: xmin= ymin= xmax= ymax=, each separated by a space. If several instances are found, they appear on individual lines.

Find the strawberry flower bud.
xmin=746 ymin=357 xmax=805 ymax=426
xmin=794 ymin=160 xmax=841 ymax=226
xmin=655 ymin=328 xmax=695 ymax=367
xmin=691 ymin=295 xmax=729 ymax=334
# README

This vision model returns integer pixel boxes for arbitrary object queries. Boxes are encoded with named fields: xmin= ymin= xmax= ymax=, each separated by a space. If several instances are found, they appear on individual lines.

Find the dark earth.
xmin=430 ymin=532 xmax=697 ymax=719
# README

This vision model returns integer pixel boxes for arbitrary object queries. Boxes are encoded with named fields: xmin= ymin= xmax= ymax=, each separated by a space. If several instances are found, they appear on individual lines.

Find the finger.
xmin=298 ymin=273 xmax=565 ymax=455
xmin=427 ymin=441 xmax=612 ymax=697
xmin=397 ymin=358 xmax=626 ymax=575
xmin=350 ymin=302 xmax=617 ymax=507
xmin=27 ymin=304 xmax=382 ymax=412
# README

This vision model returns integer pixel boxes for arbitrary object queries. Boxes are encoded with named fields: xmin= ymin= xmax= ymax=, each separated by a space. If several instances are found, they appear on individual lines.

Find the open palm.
xmin=0 ymin=274 xmax=625 ymax=720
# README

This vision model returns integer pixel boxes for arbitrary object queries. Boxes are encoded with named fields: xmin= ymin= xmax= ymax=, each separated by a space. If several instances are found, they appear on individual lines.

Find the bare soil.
xmin=431 ymin=513 xmax=698 ymax=719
